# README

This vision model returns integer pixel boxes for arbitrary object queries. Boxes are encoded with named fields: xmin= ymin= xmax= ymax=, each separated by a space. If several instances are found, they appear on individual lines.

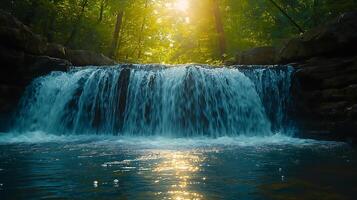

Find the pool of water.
xmin=0 ymin=132 xmax=356 ymax=200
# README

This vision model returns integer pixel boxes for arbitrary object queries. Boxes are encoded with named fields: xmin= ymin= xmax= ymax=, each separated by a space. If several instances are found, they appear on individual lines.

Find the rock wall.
xmin=234 ymin=12 xmax=357 ymax=142
xmin=0 ymin=10 xmax=115 ymax=130
xmin=293 ymin=56 xmax=357 ymax=142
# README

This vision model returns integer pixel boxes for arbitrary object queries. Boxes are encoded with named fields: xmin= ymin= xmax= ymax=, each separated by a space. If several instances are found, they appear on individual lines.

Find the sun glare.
xmin=174 ymin=0 xmax=189 ymax=12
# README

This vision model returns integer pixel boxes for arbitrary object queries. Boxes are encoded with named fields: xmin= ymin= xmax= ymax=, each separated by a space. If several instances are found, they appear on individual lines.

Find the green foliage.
xmin=1 ymin=0 xmax=356 ymax=64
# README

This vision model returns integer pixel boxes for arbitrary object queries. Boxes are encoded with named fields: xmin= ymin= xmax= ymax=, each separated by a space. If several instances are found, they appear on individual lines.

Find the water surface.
xmin=0 ymin=132 xmax=356 ymax=200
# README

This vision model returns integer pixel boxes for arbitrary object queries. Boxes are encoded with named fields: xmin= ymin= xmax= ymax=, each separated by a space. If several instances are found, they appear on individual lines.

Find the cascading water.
xmin=3 ymin=65 xmax=354 ymax=200
xmin=14 ymin=64 xmax=294 ymax=137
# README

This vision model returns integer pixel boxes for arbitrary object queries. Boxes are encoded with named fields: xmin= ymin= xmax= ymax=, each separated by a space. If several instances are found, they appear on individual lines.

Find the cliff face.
xmin=286 ymin=12 xmax=357 ymax=142
xmin=0 ymin=10 xmax=115 ymax=130
xmin=234 ymin=12 xmax=357 ymax=142
xmin=293 ymin=56 xmax=357 ymax=142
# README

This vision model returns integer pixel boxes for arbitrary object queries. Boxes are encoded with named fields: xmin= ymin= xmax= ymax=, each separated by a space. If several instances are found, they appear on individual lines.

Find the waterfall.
xmin=14 ymin=64 xmax=294 ymax=137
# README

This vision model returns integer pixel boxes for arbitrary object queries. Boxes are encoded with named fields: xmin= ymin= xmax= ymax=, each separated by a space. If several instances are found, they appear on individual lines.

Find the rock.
xmin=24 ymin=55 xmax=71 ymax=77
xmin=292 ymin=55 xmax=357 ymax=142
xmin=0 ymin=45 xmax=26 ymax=84
xmin=0 ymin=45 xmax=25 ymax=66
xmin=235 ymin=46 xmax=277 ymax=65
xmin=0 ymin=10 xmax=116 ymax=131
xmin=278 ymin=12 xmax=357 ymax=63
xmin=0 ymin=84 xmax=24 ymax=112
xmin=294 ymin=56 xmax=357 ymax=90
xmin=46 ymin=43 xmax=66 ymax=59
xmin=233 ymin=12 xmax=357 ymax=65
xmin=0 ymin=9 xmax=27 ymax=30
xmin=0 ymin=10 xmax=47 ymax=55
xmin=0 ymin=9 xmax=116 ymax=66
xmin=0 ymin=50 xmax=72 ymax=126
xmin=65 ymin=49 xmax=115 ymax=66
xmin=308 ymin=85 xmax=357 ymax=102
xmin=0 ymin=45 xmax=71 ymax=85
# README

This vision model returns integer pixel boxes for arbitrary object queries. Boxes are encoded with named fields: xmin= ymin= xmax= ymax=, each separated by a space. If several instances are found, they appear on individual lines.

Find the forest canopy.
xmin=1 ymin=0 xmax=357 ymax=64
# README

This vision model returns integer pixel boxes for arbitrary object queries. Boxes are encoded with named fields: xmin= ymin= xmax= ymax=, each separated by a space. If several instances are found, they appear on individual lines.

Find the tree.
xmin=2 ymin=0 xmax=357 ymax=64
xmin=212 ymin=0 xmax=226 ymax=60
xmin=136 ymin=0 xmax=149 ymax=59
xmin=98 ymin=0 xmax=107 ymax=23
xmin=66 ymin=0 xmax=89 ymax=47
xmin=267 ymin=0 xmax=304 ymax=33
xmin=110 ymin=11 xmax=124 ymax=59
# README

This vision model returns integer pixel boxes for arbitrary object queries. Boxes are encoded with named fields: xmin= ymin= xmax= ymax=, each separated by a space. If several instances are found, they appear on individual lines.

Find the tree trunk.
xmin=212 ymin=0 xmax=226 ymax=60
xmin=312 ymin=0 xmax=319 ymax=26
xmin=137 ymin=0 xmax=149 ymax=59
xmin=268 ymin=0 xmax=304 ymax=33
xmin=98 ymin=0 xmax=107 ymax=23
xmin=110 ymin=11 xmax=124 ymax=59
xmin=66 ymin=0 xmax=89 ymax=47
xmin=116 ymin=16 xmax=127 ymax=59
xmin=24 ymin=0 xmax=39 ymax=25
xmin=45 ymin=13 xmax=56 ymax=42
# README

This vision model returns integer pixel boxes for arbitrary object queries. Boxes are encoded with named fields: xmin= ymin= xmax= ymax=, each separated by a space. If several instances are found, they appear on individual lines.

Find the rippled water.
xmin=0 ymin=132 xmax=356 ymax=200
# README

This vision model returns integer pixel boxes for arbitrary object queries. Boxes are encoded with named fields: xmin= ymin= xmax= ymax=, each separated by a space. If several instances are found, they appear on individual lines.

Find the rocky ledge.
xmin=0 ymin=10 xmax=115 ymax=130
xmin=293 ymin=56 xmax=357 ymax=142
xmin=234 ymin=12 xmax=357 ymax=142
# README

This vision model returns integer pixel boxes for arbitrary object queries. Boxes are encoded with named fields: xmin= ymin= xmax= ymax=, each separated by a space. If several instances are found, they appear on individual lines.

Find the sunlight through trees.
xmin=1 ymin=0 xmax=356 ymax=64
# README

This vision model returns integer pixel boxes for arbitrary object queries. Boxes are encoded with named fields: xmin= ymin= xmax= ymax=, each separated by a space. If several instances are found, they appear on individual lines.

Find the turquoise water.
xmin=0 ymin=133 xmax=356 ymax=200
xmin=15 ymin=65 xmax=294 ymax=136
xmin=1 ymin=65 xmax=355 ymax=199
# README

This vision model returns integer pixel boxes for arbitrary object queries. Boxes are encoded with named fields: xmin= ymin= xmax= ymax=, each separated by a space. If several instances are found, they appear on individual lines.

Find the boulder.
xmin=235 ymin=46 xmax=277 ymax=65
xmin=0 ymin=9 xmax=27 ymax=30
xmin=65 ymin=49 xmax=116 ymax=66
xmin=232 ymin=12 xmax=357 ymax=65
xmin=0 ymin=47 xmax=72 ymax=123
xmin=0 ymin=10 xmax=47 ymax=55
xmin=278 ymin=12 xmax=357 ymax=63
xmin=45 ymin=43 xmax=66 ymax=59
xmin=0 ymin=45 xmax=71 ymax=84
xmin=0 ymin=9 xmax=115 ymax=66
xmin=24 ymin=55 xmax=71 ymax=77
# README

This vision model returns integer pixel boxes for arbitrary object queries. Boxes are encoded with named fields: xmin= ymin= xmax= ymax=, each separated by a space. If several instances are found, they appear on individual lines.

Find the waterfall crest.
xmin=15 ymin=65 xmax=294 ymax=137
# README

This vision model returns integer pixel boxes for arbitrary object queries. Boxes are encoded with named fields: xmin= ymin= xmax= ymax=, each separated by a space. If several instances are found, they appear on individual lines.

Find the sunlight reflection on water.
xmin=153 ymin=151 xmax=204 ymax=200
xmin=0 ymin=134 xmax=356 ymax=200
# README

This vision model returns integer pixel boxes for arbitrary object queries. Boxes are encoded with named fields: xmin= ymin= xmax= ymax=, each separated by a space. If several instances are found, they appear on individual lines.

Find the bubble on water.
xmin=281 ymin=175 xmax=285 ymax=181
xmin=114 ymin=179 xmax=119 ymax=188
xmin=202 ymin=177 xmax=206 ymax=181
xmin=93 ymin=180 xmax=98 ymax=187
